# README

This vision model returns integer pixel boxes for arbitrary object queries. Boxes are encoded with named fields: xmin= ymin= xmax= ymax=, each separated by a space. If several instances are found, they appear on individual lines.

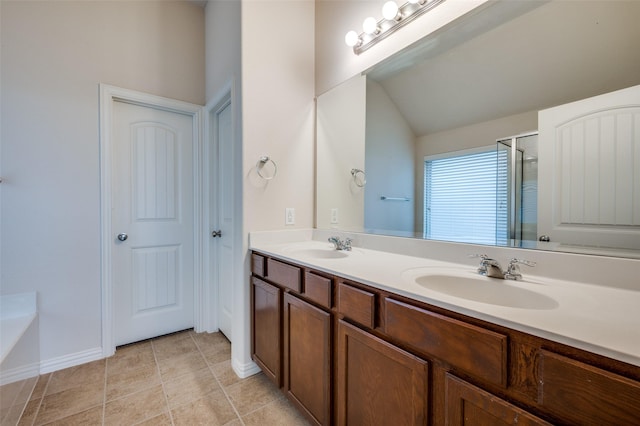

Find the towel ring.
xmin=351 ymin=168 xmax=366 ymax=187
xmin=257 ymin=156 xmax=277 ymax=180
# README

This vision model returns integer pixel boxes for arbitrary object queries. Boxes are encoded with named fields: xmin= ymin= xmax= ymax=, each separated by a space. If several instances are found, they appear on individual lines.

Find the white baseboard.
xmin=39 ymin=347 xmax=104 ymax=375
xmin=0 ymin=361 xmax=39 ymax=386
xmin=231 ymin=358 xmax=261 ymax=379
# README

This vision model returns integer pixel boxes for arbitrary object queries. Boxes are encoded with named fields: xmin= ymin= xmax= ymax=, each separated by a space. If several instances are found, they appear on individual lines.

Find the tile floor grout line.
xmin=151 ymin=337 xmax=177 ymax=426
xmin=16 ymin=376 xmax=37 ymax=425
xmin=192 ymin=332 xmax=246 ymax=426
xmin=102 ymin=357 xmax=108 ymax=426
xmin=21 ymin=374 xmax=46 ymax=426
xmin=191 ymin=331 xmax=245 ymax=426
xmin=29 ymin=372 xmax=51 ymax=426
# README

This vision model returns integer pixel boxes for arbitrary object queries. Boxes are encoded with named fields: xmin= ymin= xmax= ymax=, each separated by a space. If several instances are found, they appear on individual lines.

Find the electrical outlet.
xmin=330 ymin=208 xmax=339 ymax=224
xmin=285 ymin=208 xmax=295 ymax=225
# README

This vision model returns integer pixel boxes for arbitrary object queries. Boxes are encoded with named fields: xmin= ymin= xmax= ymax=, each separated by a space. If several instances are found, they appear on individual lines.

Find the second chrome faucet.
xmin=328 ymin=236 xmax=352 ymax=251
xmin=472 ymin=254 xmax=536 ymax=280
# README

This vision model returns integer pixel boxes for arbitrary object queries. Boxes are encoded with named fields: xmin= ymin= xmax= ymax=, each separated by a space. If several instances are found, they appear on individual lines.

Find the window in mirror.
xmin=424 ymin=147 xmax=508 ymax=245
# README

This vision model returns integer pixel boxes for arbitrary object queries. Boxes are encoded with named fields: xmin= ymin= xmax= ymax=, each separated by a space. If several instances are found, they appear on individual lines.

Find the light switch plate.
xmin=285 ymin=208 xmax=295 ymax=225
xmin=330 ymin=208 xmax=339 ymax=224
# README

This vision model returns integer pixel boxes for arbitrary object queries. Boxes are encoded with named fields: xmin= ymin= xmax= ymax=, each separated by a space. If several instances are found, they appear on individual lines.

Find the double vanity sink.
xmin=287 ymin=243 xmax=555 ymax=309
xmin=250 ymin=232 xmax=640 ymax=425
xmin=257 ymin=236 xmax=640 ymax=367
xmin=250 ymin=235 xmax=640 ymax=425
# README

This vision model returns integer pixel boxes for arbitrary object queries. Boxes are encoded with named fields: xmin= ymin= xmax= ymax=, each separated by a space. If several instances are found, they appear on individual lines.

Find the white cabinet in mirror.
xmin=315 ymin=0 xmax=640 ymax=258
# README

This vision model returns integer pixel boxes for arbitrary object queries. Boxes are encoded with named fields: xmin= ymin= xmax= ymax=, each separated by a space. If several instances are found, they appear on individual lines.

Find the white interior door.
xmin=211 ymin=98 xmax=234 ymax=340
xmin=538 ymin=84 xmax=640 ymax=250
xmin=112 ymin=100 xmax=195 ymax=346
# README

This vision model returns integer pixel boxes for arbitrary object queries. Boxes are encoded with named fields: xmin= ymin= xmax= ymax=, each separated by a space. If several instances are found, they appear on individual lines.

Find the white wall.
xmin=365 ymin=79 xmax=415 ymax=233
xmin=1 ymin=0 xmax=204 ymax=370
xmin=205 ymin=0 xmax=256 ymax=376
xmin=205 ymin=0 xmax=241 ymax=101
xmin=239 ymin=0 xmax=315 ymax=375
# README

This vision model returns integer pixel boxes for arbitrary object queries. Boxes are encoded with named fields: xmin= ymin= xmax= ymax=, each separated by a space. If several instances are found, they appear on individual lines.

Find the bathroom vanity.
xmin=250 ymin=236 xmax=640 ymax=425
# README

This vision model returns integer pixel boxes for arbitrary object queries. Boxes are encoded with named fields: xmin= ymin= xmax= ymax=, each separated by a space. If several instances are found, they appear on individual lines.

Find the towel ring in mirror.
xmin=351 ymin=168 xmax=366 ymax=187
xmin=257 ymin=156 xmax=278 ymax=180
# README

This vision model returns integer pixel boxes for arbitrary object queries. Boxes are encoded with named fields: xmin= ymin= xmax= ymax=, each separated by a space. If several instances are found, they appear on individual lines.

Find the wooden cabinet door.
xmin=337 ymin=320 xmax=429 ymax=426
xmin=445 ymin=374 xmax=550 ymax=425
xmin=251 ymin=277 xmax=282 ymax=386
xmin=283 ymin=293 xmax=331 ymax=426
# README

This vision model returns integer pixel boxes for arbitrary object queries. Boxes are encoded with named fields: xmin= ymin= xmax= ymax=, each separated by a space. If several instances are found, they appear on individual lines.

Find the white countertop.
xmin=250 ymin=233 xmax=640 ymax=368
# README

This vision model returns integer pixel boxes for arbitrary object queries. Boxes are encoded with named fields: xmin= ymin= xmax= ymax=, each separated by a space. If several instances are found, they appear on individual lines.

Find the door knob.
xmin=211 ymin=230 xmax=222 ymax=238
xmin=117 ymin=233 xmax=128 ymax=241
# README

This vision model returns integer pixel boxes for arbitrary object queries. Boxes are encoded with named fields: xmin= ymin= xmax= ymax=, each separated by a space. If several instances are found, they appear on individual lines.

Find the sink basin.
xmin=403 ymin=268 xmax=558 ymax=310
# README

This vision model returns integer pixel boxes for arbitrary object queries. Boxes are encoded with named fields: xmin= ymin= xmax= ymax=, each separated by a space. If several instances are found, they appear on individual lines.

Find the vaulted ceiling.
xmin=368 ymin=0 xmax=640 ymax=136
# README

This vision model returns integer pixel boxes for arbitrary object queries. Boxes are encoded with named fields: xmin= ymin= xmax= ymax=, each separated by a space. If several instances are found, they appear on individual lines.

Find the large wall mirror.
xmin=316 ymin=0 xmax=640 ymax=258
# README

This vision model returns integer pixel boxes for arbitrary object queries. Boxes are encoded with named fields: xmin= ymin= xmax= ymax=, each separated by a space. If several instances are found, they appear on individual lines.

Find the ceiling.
xmin=368 ymin=0 xmax=640 ymax=136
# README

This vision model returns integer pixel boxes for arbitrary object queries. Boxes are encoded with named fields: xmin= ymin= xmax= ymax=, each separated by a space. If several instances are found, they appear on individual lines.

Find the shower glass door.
xmin=496 ymin=132 xmax=538 ymax=243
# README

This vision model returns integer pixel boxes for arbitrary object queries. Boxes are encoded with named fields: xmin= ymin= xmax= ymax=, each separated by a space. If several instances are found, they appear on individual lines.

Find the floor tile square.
xmin=171 ymin=390 xmax=238 ymax=426
xmin=106 ymin=364 xmax=161 ymax=401
xmin=163 ymin=367 xmax=220 ymax=409
xmin=35 ymin=383 xmax=104 ymax=425
xmin=225 ymin=373 xmax=282 ymax=416
xmin=103 ymin=385 xmax=167 ymax=426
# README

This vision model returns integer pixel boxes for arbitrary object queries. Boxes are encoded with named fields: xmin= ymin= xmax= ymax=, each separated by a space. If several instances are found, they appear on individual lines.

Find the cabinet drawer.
xmin=251 ymin=253 xmax=265 ymax=277
xmin=445 ymin=374 xmax=551 ymax=425
xmin=304 ymin=271 xmax=332 ymax=309
xmin=385 ymin=298 xmax=507 ymax=386
xmin=337 ymin=282 xmax=375 ymax=329
xmin=538 ymin=350 xmax=640 ymax=424
xmin=266 ymin=258 xmax=302 ymax=293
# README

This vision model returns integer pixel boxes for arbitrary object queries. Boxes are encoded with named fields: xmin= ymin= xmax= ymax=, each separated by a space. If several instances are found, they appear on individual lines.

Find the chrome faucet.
xmin=328 ymin=236 xmax=352 ymax=251
xmin=472 ymin=255 xmax=536 ymax=280
xmin=504 ymin=258 xmax=536 ymax=280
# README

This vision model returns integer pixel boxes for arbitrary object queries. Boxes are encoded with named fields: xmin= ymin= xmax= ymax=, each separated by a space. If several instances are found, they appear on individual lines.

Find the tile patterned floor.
xmin=15 ymin=330 xmax=310 ymax=425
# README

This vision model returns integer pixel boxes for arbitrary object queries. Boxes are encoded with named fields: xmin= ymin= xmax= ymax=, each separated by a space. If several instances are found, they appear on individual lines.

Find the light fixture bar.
xmin=350 ymin=0 xmax=447 ymax=55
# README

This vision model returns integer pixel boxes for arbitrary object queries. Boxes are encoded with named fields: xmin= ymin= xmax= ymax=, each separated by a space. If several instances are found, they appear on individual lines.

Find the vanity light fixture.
xmin=362 ymin=17 xmax=380 ymax=35
xmin=345 ymin=0 xmax=446 ymax=55
xmin=382 ymin=1 xmax=401 ymax=21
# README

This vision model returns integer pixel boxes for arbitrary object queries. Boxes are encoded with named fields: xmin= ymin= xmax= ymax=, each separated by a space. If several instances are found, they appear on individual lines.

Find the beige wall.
xmin=316 ymin=74 xmax=367 ymax=230
xmin=365 ymin=79 xmax=415 ymax=233
xmin=1 ymin=0 xmax=204 ymax=367
xmin=242 ymin=0 xmax=316 ymax=233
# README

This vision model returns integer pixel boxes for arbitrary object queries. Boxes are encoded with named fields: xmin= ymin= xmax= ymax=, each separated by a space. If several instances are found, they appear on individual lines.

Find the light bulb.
xmin=363 ymin=17 xmax=379 ymax=35
xmin=382 ymin=1 xmax=400 ymax=21
xmin=345 ymin=30 xmax=360 ymax=47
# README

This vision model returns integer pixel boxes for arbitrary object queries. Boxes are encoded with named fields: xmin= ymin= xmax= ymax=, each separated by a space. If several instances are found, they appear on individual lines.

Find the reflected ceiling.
xmin=367 ymin=0 xmax=640 ymax=135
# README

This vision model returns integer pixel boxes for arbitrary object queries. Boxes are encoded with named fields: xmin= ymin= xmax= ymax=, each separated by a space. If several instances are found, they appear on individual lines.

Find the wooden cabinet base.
xmin=336 ymin=320 xmax=429 ymax=426
xmin=251 ymin=251 xmax=640 ymax=426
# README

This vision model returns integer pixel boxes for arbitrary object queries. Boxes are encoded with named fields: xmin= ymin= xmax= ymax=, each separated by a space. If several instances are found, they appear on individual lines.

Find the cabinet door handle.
xmin=211 ymin=230 xmax=222 ymax=238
